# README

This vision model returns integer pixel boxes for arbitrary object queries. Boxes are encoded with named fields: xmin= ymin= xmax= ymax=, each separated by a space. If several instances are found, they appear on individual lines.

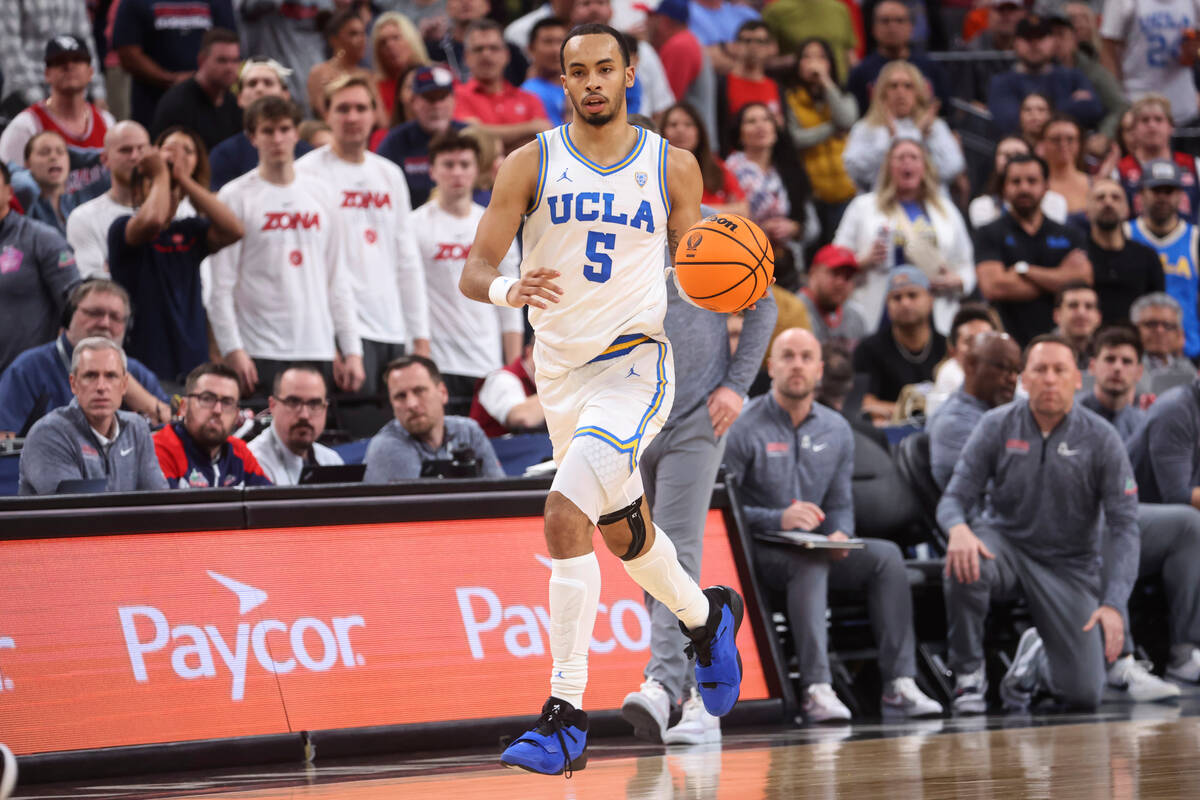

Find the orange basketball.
xmin=674 ymin=213 xmax=775 ymax=314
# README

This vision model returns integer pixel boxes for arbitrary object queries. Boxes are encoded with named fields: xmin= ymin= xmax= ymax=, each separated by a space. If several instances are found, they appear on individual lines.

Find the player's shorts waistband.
xmin=588 ymin=334 xmax=653 ymax=363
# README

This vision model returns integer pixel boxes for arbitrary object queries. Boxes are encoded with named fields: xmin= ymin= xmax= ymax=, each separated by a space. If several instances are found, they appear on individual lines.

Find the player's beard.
xmin=571 ymin=88 xmax=624 ymax=127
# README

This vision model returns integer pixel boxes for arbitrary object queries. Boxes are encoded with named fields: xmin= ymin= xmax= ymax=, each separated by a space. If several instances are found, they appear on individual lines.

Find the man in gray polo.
xmin=938 ymin=334 xmax=1140 ymax=713
xmin=620 ymin=253 xmax=776 ymax=745
xmin=725 ymin=327 xmax=942 ymax=722
xmin=364 ymin=355 xmax=503 ymax=482
xmin=18 ymin=337 xmax=167 ymax=495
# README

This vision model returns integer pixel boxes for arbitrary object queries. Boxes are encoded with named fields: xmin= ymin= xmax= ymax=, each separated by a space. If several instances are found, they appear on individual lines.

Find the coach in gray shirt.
xmin=725 ymin=328 xmax=942 ymax=722
xmin=928 ymin=331 xmax=1021 ymax=491
xmin=19 ymin=337 xmax=167 ymax=495
xmin=938 ymin=334 xmax=1140 ymax=713
xmin=364 ymin=355 xmax=503 ymax=483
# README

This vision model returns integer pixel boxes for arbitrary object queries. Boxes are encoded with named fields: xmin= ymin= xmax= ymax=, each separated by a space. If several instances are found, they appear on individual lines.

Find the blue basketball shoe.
xmin=680 ymin=586 xmax=744 ymax=717
xmin=500 ymin=697 xmax=588 ymax=776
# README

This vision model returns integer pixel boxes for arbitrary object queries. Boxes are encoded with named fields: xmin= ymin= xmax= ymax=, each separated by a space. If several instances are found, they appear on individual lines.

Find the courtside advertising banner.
xmin=0 ymin=512 xmax=769 ymax=755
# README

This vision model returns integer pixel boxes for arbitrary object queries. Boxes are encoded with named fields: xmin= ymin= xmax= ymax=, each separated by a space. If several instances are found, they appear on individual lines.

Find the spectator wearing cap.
xmin=0 ymin=4 xmax=107 ymax=116
xmin=521 ymin=18 xmax=569 ymax=128
xmin=1046 ymin=13 xmax=1128 ymax=143
xmin=1127 ymin=159 xmax=1200 ymax=359
xmin=0 ymin=35 xmax=114 ymax=208
xmin=938 ymin=334 xmax=1139 ymax=714
xmin=452 ymin=20 xmax=550 ymax=151
xmin=1131 ymin=293 xmax=1197 ymax=395
xmin=847 ymin=0 xmax=951 ymax=116
xmin=637 ymin=0 xmax=717 ymax=145
xmin=426 ymin=0 xmax=530 ymax=89
xmin=928 ymin=329 xmax=1020 ymax=491
xmin=113 ymin=0 xmax=237 ymax=128
xmin=973 ymin=153 xmax=1092 ymax=347
xmin=0 ymin=162 xmax=80 ymax=375
xmin=378 ymin=65 xmax=468 ymax=208
xmin=1115 ymin=95 xmax=1200 ymax=224
xmin=1084 ymin=179 xmax=1163 ymax=324
xmin=0 ymin=279 xmax=170 ymax=437
xmin=153 ymin=363 xmax=271 ymax=488
xmin=834 ymin=137 xmax=973 ymax=334
xmin=958 ymin=0 xmax=1027 ymax=107
xmin=18 ymin=337 xmax=167 ymax=495
xmin=1101 ymin=0 xmax=1200 ymax=128
xmin=987 ymin=14 xmax=1104 ymax=136
xmin=852 ymin=266 xmax=947 ymax=422
xmin=248 ymin=364 xmax=344 ymax=485
xmin=763 ymin=0 xmax=859 ymax=84
xmin=797 ymin=245 xmax=868 ymax=350
xmin=207 ymin=58 xmax=313 ymax=192
xmin=924 ymin=304 xmax=1001 ymax=420
xmin=149 ymin=29 xmax=242 ymax=152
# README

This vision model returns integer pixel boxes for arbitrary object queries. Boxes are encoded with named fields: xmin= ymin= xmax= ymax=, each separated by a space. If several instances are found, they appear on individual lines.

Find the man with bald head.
xmin=725 ymin=328 xmax=943 ymax=722
xmin=938 ymin=334 xmax=1140 ymax=714
xmin=1085 ymin=178 xmax=1163 ymax=323
xmin=928 ymin=330 xmax=1020 ymax=491
xmin=66 ymin=121 xmax=151 ymax=277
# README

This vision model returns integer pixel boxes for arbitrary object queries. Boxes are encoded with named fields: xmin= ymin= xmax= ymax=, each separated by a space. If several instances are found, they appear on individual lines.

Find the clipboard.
xmin=756 ymin=531 xmax=866 ymax=550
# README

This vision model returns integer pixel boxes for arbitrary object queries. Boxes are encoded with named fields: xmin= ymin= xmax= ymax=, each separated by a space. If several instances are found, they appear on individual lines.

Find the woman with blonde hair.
xmin=833 ymin=137 xmax=975 ymax=335
xmin=372 ymin=12 xmax=430 ymax=124
xmin=842 ymin=60 xmax=964 ymax=191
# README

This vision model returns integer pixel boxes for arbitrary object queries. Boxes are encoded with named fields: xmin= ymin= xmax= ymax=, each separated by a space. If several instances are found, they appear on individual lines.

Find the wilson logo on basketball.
xmin=262 ymin=212 xmax=320 ymax=231
xmin=709 ymin=215 xmax=740 ymax=231
xmin=341 ymin=190 xmax=392 ymax=210
xmin=117 ymin=571 xmax=367 ymax=701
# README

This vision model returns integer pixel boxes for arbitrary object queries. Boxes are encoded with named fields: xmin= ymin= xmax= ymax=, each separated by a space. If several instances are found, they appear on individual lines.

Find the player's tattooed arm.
xmin=460 ymin=142 xmax=541 ymax=304
xmin=664 ymin=144 xmax=704 ymax=267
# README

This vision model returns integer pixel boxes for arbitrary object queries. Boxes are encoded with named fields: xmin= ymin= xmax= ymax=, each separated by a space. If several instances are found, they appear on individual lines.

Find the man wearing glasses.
xmin=153 ymin=362 xmax=271 ymax=488
xmin=248 ymin=364 xmax=344 ymax=485
xmin=0 ymin=279 xmax=169 ymax=436
xmin=1131 ymin=293 xmax=1197 ymax=396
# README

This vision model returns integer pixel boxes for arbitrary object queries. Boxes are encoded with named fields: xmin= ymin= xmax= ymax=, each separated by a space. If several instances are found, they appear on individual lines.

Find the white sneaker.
xmin=1000 ymin=628 xmax=1045 ymax=711
xmin=665 ymin=688 xmax=721 ymax=745
xmin=0 ymin=743 xmax=15 ymax=800
xmin=802 ymin=682 xmax=852 ymax=722
xmin=1166 ymin=647 xmax=1200 ymax=683
xmin=1108 ymin=655 xmax=1181 ymax=702
xmin=953 ymin=665 xmax=988 ymax=715
xmin=881 ymin=676 xmax=944 ymax=717
xmin=622 ymin=677 xmax=671 ymax=743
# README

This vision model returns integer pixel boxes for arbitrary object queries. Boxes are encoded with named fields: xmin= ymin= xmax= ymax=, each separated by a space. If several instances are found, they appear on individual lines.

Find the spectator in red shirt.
xmin=661 ymin=101 xmax=748 ymax=216
xmin=718 ymin=20 xmax=785 ymax=153
xmin=452 ymin=20 xmax=550 ymax=151
xmin=637 ymin=0 xmax=717 ymax=144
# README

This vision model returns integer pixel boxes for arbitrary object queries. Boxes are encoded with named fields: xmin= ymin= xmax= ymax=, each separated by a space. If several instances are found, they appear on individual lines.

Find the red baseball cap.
xmin=810 ymin=244 xmax=859 ymax=272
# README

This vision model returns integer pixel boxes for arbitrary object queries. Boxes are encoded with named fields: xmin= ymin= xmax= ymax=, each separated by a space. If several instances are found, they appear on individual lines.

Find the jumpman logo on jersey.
xmin=626 ymin=365 xmax=640 ymax=379
xmin=556 ymin=168 xmax=572 ymax=183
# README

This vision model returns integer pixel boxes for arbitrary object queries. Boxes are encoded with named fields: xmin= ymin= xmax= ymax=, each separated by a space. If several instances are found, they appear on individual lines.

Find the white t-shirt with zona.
xmin=1101 ymin=0 xmax=1200 ymax=124
xmin=295 ymin=146 xmax=429 ymax=346
xmin=411 ymin=201 xmax=523 ymax=378
xmin=206 ymin=170 xmax=361 ymax=361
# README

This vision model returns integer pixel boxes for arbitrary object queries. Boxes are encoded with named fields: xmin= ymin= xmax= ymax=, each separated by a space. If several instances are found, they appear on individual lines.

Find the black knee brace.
xmin=599 ymin=497 xmax=647 ymax=561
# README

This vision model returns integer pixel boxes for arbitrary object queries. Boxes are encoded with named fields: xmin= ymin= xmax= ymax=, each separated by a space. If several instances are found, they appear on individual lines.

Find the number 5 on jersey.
xmin=585 ymin=231 xmax=615 ymax=283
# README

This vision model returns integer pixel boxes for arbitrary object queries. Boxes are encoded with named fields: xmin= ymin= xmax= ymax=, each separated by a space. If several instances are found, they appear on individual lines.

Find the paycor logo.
xmin=118 ymin=571 xmax=366 ymax=701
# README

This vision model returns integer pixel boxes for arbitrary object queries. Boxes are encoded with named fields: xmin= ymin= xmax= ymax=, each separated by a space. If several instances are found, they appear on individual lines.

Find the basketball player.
xmin=460 ymin=23 xmax=750 ymax=776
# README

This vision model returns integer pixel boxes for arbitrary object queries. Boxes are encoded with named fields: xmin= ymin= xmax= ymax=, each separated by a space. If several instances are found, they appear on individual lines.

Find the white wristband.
xmin=488 ymin=275 xmax=519 ymax=307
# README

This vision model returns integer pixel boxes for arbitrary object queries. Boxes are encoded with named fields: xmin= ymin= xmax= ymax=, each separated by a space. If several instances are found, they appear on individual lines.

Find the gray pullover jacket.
xmin=724 ymin=395 xmax=855 ymax=536
xmin=1127 ymin=379 xmax=1200 ymax=505
xmin=18 ymin=400 xmax=167 ymax=495
xmin=937 ymin=399 xmax=1140 ymax=612
xmin=928 ymin=389 xmax=989 ymax=491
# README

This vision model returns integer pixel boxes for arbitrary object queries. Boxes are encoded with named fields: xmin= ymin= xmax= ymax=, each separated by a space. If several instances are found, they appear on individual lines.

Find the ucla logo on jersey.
xmin=635 ymin=171 xmax=648 ymax=188
xmin=547 ymin=192 xmax=656 ymax=233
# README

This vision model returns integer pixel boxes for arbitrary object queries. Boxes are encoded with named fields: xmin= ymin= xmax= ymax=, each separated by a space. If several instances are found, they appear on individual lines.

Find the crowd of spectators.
xmin=5 ymin=0 xmax=1200 ymax=721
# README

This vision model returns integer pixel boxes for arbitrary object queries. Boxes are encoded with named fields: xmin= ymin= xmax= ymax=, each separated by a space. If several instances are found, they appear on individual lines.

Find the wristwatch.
xmin=1013 ymin=260 xmax=1030 ymax=275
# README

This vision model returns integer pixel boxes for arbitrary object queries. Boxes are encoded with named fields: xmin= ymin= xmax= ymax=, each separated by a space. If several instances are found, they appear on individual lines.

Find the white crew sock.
xmin=622 ymin=524 xmax=710 ymax=631
xmin=548 ymin=552 xmax=602 ymax=710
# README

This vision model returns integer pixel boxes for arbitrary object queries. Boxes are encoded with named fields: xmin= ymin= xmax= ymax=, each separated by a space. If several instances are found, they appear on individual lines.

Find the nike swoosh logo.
xmin=812 ymin=443 xmax=829 ymax=452
xmin=1060 ymin=448 xmax=1080 ymax=456
xmin=119 ymin=447 xmax=134 ymax=456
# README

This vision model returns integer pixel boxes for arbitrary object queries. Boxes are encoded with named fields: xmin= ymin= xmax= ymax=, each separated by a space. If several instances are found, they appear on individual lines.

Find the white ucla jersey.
xmin=522 ymin=124 xmax=671 ymax=378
